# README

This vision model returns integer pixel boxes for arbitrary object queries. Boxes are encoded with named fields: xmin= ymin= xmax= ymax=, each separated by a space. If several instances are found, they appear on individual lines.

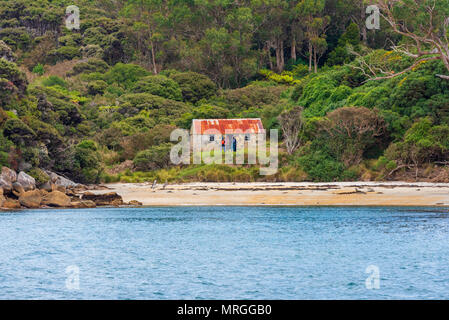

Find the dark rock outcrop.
xmin=81 ymin=192 xmax=124 ymax=206
xmin=70 ymin=200 xmax=97 ymax=208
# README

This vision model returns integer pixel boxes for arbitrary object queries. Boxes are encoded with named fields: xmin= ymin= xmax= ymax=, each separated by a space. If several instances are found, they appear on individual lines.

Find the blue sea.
xmin=0 ymin=206 xmax=449 ymax=299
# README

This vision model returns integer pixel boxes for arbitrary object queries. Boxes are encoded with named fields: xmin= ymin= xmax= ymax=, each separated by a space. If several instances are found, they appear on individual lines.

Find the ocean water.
xmin=0 ymin=206 xmax=449 ymax=300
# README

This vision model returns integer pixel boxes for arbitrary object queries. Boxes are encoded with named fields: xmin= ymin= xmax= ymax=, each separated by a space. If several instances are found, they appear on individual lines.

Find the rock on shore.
xmin=81 ymin=192 xmax=124 ymax=206
xmin=42 ymin=191 xmax=72 ymax=207
xmin=19 ymin=190 xmax=42 ymax=208
xmin=0 ymin=166 xmax=141 ymax=210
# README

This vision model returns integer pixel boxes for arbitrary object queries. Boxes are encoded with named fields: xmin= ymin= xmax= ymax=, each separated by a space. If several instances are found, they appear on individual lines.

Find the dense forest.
xmin=0 ymin=0 xmax=448 ymax=184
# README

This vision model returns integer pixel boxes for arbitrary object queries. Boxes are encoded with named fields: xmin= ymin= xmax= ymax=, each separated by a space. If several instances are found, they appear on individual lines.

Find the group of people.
xmin=221 ymin=136 xmax=237 ymax=152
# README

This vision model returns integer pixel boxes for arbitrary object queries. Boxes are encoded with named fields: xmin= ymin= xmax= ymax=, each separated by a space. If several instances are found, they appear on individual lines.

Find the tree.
xmin=320 ymin=106 xmax=385 ymax=166
xmin=72 ymin=140 xmax=103 ymax=184
xmin=297 ymin=0 xmax=330 ymax=73
xmin=3 ymin=119 xmax=36 ymax=146
xmin=386 ymin=118 xmax=449 ymax=178
xmin=278 ymin=106 xmax=305 ymax=154
xmin=356 ymin=0 xmax=449 ymax=81
xmin=253 ymin=0 xmax=290 ymax=73
xmin=123 ymin=0 xmax=167 ymax=74
xmin=327 ymin=22 xmax=361 ymax=66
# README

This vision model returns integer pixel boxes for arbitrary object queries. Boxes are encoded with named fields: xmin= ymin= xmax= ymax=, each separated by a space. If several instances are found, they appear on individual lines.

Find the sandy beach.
xmin=90 ymin=182 xmax=449 ymax=207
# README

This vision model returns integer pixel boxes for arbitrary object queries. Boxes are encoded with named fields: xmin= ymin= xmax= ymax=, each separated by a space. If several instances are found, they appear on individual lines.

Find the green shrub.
xmin=47 ymin=46 xmax=81 ymax=64
xmin=326 ymin=23 xmax=360 ymax=66
xmin=80 ymin=45 xmax=104 ymax=59
xmin=3 ymin=118 xmax=36 ymax=145
xmin=117 ymin=93 xmax=190 ymax=121
xmin=0 ymin=40 xmax=17 ymax=61
xmin=58 ymin=34 xmax=82 ymax=47
xmin=104 ymin=63 xmax=150 ymax=90
xmin=42 ymin=75 xmax=67 ymax=88
xmin=0 ymin=27 xmax=31 ymax=50
xmin=32 ymin=63 xmax=45 ymax=75
xmin=386 ymin=160 xmax=397 ymax=171
xmin=22 ymin=116 xmax=63 ymax=147
xmin=0 ymin=58 xmax=28 ymax=94
xmin=298 ymin=151 xmax=345 ymax=182
xmin=112 ymin=114 xmax=156 ymax=135
xmin=71 ymin=58 xmax=109 ymax=75
xmin=170 ymin=71 xmax=216 ymax=103
xmin=87 ymin=80 xmax=108 ymax=95
xmin=291 ymin=64 xmax=309 ymax=78
xmin=132 ymin=75 xmax=182 ymax=101
xmin=385 ymin=118 xmax=449 ymax=166
xmin=73 ymin=140 xmax=103 ymax=183
xmin=26 ymin=168 xmax=50 ymax=186
xmin=0 ymin=151 xmax=8 ymax=167
xmin=133 ymin=143 xmax=173 ymax=171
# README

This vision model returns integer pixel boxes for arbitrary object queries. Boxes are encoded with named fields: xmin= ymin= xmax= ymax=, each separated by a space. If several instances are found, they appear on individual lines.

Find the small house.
xmin=191 ymin=118 xmax=265 ymax=151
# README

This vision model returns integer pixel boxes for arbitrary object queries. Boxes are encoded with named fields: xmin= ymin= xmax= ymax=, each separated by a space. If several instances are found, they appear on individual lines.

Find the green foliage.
xmin=26 ymin=167 xmax=50 ymax=186
xmin=22 ymin=116 xmax=63 ymax=148
xmin=327 ymin=23 xmax=360 ymax=66
xmin=42 ymin=76 xmax=67 ymax=88
xmin=32 ymin=63 xmax=45 ymax=75
xmin=58 ymin=34 xmax=82 ymax=47
xmin=72 ymin=140 xmax=103 ymax=184
xmin=47 ymin=46 xmax=81 ymax=64
xmin=297 ymin=150 xmax=345 ymax=182
xmin=291 ymin=64 xmax=309 ymax=79
xmin=259 ymin=69 xmax=300 ymax=85
xmin=170 ymin=72 xmax=216 ymax=104
xmin=87 ymin=80 xmax=108 ymax=95
xmin=132 ymin=75 xmax=182 ymax=101
xmin=0 ymin=151 xmax=8 ymax=167
xmin=2 ymin=118 xmax=35 ymax=145
xmin=133 ymin=143 xmax=173 ymax=171
xmin=386 ymin=118 xmax=449 ymax=166
xmin=0 ymin=58 xmax=28 ymax=97
xmin=104 ymin=63 xmax=150 ymax=90
xmin=117 ymin=93 xmax=190 ymax=122
xmin=0 ymin=27 xmax=31 ymax=50
xmin=297 ymin=73 xmax=340 ymax=116
xmin=112 ymin=114 xmax=156 ymax=136
xmin=71 ymin=59 xmax=109 ymax=76
xmin=0 ymin=39 xmax=16 ymax=61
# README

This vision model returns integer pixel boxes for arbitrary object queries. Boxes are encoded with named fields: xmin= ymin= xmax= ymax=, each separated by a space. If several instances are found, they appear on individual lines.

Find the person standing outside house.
xmin=221 ymin=136 xmax=225 ymax=151
xmin=232 ymin=137 xmax=237 ymax=152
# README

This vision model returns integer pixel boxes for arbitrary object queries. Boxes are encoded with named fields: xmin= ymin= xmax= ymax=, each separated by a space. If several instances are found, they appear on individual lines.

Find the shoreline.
xmin=87 ymin=182 xmax=449 ymax=207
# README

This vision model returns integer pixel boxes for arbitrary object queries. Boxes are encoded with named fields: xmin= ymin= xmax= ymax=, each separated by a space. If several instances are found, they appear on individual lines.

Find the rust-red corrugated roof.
xmin=192 ymin=119 xmax=265 ymax=135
